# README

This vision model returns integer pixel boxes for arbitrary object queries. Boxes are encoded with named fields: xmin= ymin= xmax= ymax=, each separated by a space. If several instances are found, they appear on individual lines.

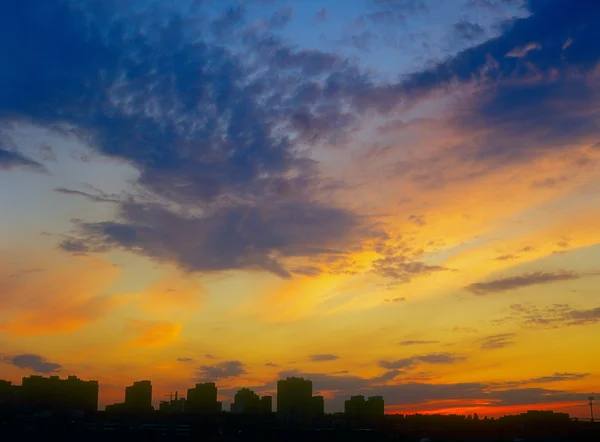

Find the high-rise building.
xmin=107 ymin=380 xmax=153 ymax=413
xmin=231 ymin=388 xmax=260 ymax=413
xmin=345 ymin=395 xmax=385 ymax=421
xmin=125 ymin=380 xmax=153 ymax=411
xmin=0 ymin=380 xmax=14 ymax=408
xmin=260 ymin=395 xmax=273 ymax=414
xmin=311 ymin=395 xmax=325 ymax=416
xmin=230 ymin=388 xmax=272 ymax=414
xmin=277 ymin=377 xmax=322 ymax=425
xmin=186 ymin=382 xmax=221 ymax=413
xmin=17 ymin=375 xmax=99 ymax=413
xmin=366 ymin=396 xmax=384 ymax=416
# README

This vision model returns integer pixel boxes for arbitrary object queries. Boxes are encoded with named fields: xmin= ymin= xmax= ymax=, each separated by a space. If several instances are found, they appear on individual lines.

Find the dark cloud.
xmin=532 ymin=176 xmax=568 ymax=188
xmin=212 ymin=4 xmax=246 ymax=37
xmin=366 ymin=0 xmax=429 ymax=15
xmin=384 ymin=297 xmax=406 ymax=303
xmin=370 ymin=370 xmax=402 ymax=383
xmin=62 ymin=201 xmax=357 ymax=278
xmin=265 ymin=362 xmax=279 ymax=367
xmin=291 ymin=265 xmax=322 ymax=277
xmin=408 ymin=214 xmax=426 ymax=226
xmin=480 ymin=333 xmax=515 ymax=350
xmin=269 ymin=5 xmax=294 ymax=29
xmin=373 ymin=256 xmax=447 ymax=283
xmin=399 ymin=340 xmax=439 ymax=346
xmin=466 ymin=271 xmax=586 ymax=295
xmin=1 ymin=0 xmax=379 ymax=278
xmin=452 ymin=326 xmax=479 ymax=333
xmin=3 ymin=0 xmax=600 ymax=281
xmin=0 ymin=147 xmax=45 ymax=172
xmin=405 ymin=0 xmax=600 ymax=163
xmin=196 ymin=360 xmax=247 ymax=380
xmin=53 ymin=187 xmax=120 ymax=203
xmin=496 ymin=372 xmax=589 ymax=388
xmin=265 ymin=368 xmax=584 ymax=412
xmin=496 ymin=303 xmax=600 ymax=328
xmin=453 ymin=20 xmax=485 ymax=41
xmin=310 ymin=354 xmax=340 ymax=362
xmin=176 ymin=357 xmax=195 ymax=363
xmin=316 ymin=8 xmax=327 ymax=21
xmin=380 ymin=352 xmax=465 ymax=369
xmin=5 ymin=354 xmax=62 ymax=373
xmin=494 ymin=254 xmax=519 ymax=261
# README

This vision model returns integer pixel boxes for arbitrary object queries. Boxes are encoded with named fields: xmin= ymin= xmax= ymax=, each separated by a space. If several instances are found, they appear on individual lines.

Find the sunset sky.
xmin=1 ymin=0 xmax=599 ymax=417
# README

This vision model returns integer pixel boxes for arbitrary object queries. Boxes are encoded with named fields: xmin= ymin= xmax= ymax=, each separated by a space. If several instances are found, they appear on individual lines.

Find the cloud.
xmin=453 ymin=20 xmax=485 ymax=41
xmin=0 ymin=294 xmax=123 ymax=336
xmin=62 ymin=201 xmax=358 ymax=278
xmin=372 ymin=256 xmax=447 ymax=283
xmin=53 ymin=187 xmax=120 ymax=203
xmin=177 ymin=357 xmax=195 ymax=363
xmin=0 ymin=147 xmax=45 ymax=172
xmin=269 ymin=5 xmax=294 ymax=29
xmin=126 ymin=319 xmax=182 ymax=348
xmin=252 ymin=368 xmax=585 ymax=412
xmin=316 ymin=8 xmax=327 ymax=21
xmin=452 ymin=326 xmax=479 ymax=333
xmin=466 ymin=271 xmax=586 ymax=295
xmin=310 ymin=354 xmax=340 ymax=362
xmin=494 ymin=254 xmax=519 ymax=261
xmin=399 ymin=340 xmax=439 ymax=346
xmin=197 ymin=360 xmax=247 ymax=380
xmin=5 ymin=354 xmax=62 ymax=373
xmin=480 ymin=333 xmax=516 ymax=350
xmin=496 ymin=372 xmax=590 ymax=388
xmin=1 ymin=0 xmax=374 ymax=279
xmin=496 ymin=303 xmax=600 ymax=328
xmin=402 ymin=0 xmax=600 ymax=165
xmin=265 ymin=362 xmax=279 ymax=367
xmin=384 ymin=297 xmax=406 ymax=303
xmin=380 ymin=352 xmax=465 ymax=369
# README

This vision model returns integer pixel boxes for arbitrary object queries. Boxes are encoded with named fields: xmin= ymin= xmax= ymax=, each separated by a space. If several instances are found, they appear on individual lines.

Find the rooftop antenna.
xmin=589 ymin=395 xmax=595 ymax=423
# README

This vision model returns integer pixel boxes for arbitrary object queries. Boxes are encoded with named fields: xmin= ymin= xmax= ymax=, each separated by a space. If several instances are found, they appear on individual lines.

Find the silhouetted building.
xmin=0 ymin=380 xmax=14 ymax=408
xmin=230 ymin=388 xmax=272 ymax=414
xmin=18 ymin=375 xmax=98 ymax=413
xmin=261 ymin=395 xmax=273 ymax=414
xmin=345 ymin=395 xmax=385 ymax=420
xmin=125 ymin=380 xmax=153 ymax=411
xmin=186 ymin=382 xmax=221 ymax=413
xmin=311 ymin=395 xmax=325 ymax=416
xmin=366 ymin=396 xmax=384 ymax=416
xmin=159 ymin=391 xmax=186 ymax=414
xmin=277 ymin=377 xmax=322 ymax=425
xmin=107 ymin=380 xmax=153 ymax=413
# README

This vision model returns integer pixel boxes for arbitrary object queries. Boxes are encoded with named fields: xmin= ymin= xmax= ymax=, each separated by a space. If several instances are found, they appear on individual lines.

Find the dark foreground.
xmin=1 ymin=412 xmax=599 ymax=442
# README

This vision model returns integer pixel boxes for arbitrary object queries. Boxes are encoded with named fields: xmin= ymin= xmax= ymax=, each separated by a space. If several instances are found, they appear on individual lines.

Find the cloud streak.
xmin=467 ymin=271 xmax=587 ymax=295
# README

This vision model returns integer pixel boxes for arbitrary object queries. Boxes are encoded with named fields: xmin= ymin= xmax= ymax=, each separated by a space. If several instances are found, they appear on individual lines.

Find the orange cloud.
xmin=125 ymin=319 xmax=182 ymax=348
xmin=0 ymin=253 xmax=123 ymax=336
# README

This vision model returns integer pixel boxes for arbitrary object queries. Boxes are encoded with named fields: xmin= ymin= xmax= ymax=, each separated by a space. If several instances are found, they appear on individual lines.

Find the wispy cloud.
xmin=310 ymin=354 xmax=340 ymax=362
xmin=399 ymin=340 xmax=439 ymax=346
xmin=480 ymin=333 xmax=516 ymax=350
xmin=466 ymin=271 xmax=586 ymax=295
xmin=380 ymin=353 xmax=465 ymax=369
